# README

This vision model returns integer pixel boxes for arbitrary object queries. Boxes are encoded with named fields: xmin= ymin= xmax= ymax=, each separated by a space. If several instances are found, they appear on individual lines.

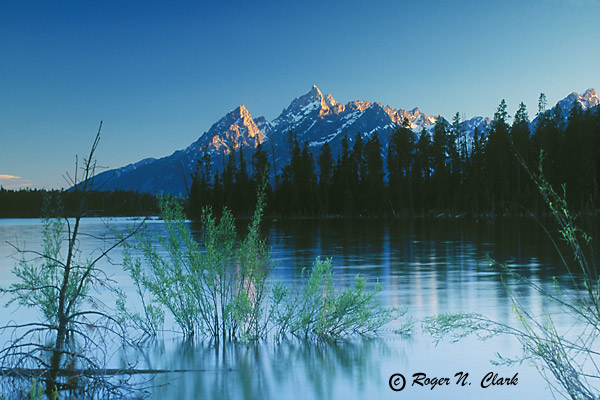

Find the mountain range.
xmin=91 ymin=86 xmax=599 ymax=196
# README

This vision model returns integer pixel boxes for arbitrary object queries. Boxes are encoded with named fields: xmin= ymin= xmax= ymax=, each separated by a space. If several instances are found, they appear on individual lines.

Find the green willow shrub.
xmin=116 ymin=249 xmax=165 ymax=340
xmin=121 ymin=190 xmax=271 ymax=341
xmin=272 ymin=258 xmax=403 ymax=340
xmin=122 ymin=189 xmax=402 ymax=342
xmin=120 ymin=196 xmax=208 ymax=338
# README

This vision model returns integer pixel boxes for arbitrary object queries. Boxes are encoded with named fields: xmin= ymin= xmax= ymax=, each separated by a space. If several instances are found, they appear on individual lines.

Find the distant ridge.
xmin=91 ymin=86 xmax=597 ymax=196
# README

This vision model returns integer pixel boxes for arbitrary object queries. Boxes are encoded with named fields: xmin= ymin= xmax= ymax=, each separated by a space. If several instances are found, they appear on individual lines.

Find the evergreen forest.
xmin=189 ymin=96 xmax=600 ymax=218
xmin=0 ymin=188 xmax=158 ymax=218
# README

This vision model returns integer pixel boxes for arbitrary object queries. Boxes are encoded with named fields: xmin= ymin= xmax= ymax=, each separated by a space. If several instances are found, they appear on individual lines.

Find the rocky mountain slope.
xmin=91 ymin=86 xmax=597 ymax=196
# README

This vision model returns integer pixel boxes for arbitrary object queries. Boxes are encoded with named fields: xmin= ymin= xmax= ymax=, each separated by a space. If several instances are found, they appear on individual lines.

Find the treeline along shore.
xmin=4 ymin=97 xmax=600 ymax=219
xmin=0 ymin=188 xmax=158 ymax=218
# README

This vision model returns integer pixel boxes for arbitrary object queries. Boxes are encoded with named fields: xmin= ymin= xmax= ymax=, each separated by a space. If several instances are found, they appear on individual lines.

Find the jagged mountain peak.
xmin=91 ymin=86 xmax=598 ymax=196
xmin=324 ymin=93 xmax=339 ymax=108
xmin=224 ymin=104 xmax=252 ymax=121
xmin=561 ymin=88 xmax=598 ymax=107
xmin=236 ymin=104 xmax=250 ymax=116
xmin=299 ymin=84 xmax=325 ymax=105
xmin=310 ymin=84 xmax=322 ymax=95
xmin=273 ymin=85 xmax=339 ymax=129
xmin=553 ymin=88 xmax=599 ymax=121
xmin=582 ymin=88 xmax=599 ymax=106
xmin=199 ymin=103 xmax=265 ymax=154
xmin=583 ymin=88 xmax=597 ymax=96
xmin=347 ymin=100 xmax=373 ymax=112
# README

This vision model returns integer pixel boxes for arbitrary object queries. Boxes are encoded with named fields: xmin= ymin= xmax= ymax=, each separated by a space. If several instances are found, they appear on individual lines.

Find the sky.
xmin=1 ymin=0 xmax=599 ymax=189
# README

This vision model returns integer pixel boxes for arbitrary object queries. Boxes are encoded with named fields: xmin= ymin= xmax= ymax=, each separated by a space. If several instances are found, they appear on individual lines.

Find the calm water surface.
xmin=0 ymin=217 xmax=594 ymax=399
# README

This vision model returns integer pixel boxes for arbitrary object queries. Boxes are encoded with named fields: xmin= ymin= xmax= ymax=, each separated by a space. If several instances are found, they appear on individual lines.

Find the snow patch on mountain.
xmin=91 ymin=85 xmax=597 ymax=196
xmin=557 ymin=88 xmax=600 ymax=117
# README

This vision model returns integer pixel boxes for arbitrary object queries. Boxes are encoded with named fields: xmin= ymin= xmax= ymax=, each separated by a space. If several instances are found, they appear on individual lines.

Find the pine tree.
xmin=431 ymin=117 xmax=449 ymax=208
xmin=511 ymin=102 xmax=532 ymax=206
xmin=352 ymin=133 xmax=366 ymax=212
xmin=532 ymin=96 xmax=563 ymax=194
xmin=484 ymin=99 xmax=512 ymax=212
xmin=251 ymin=143 xmax=271 ymax=212
xmin=333 ymin=134 xmax=355 ymax=215
xmin=387 ymin=125 xmax=415 ymax=213
xmin=414 ymin=128 xmax=432 ymax=210
xmin=537 ymin=93 xmax=547 ymax=116
xmin=252 ymin=143 xmax=270 ymax=183
xmin=299 ymin=141 xmax=317 ymax=215
xmin=364 ymin=133 xmax=385 ymax=215
xmin=235 ymin=148 xmax=249 ymax=213
xmin=468 ymin=127 xmax=485 ymax=213
xmin=317 ymin=141 xmax=333 ymax=215
xmin=222 ymin=150 xmax=237 ymax=211
xmin=189 ymin=147 xmax=213 ymax=217
xmin=564 ymin=100 xmax=587 ymax=209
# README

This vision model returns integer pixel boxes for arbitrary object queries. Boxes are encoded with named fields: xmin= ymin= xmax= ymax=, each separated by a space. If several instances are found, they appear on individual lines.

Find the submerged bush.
xmin=121 ymin=190 xmax=400 ymax=342
xmin=120 ymin=191 xmax=271 ymax=342
xmin=271 ymin=257 xmax=403 ymax=340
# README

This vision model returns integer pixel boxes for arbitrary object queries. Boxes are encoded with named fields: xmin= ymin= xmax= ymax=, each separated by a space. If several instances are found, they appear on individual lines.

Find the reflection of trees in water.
xmin=140 ymin=340 xmax=273 ymax=400
xmin=143 ymin=337 xmax=403 ymax=399
xmin=125 ymin=217 xmax=596 ymax=398
xmin=190 ymin=216 xmax=598 ymax=294
xmin=271 ymin=338 xmax=400 ymax=399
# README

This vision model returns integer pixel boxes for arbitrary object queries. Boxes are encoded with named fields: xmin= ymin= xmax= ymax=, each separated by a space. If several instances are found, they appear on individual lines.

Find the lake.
xmin=0 ymin=216 xmax=594 ymax=399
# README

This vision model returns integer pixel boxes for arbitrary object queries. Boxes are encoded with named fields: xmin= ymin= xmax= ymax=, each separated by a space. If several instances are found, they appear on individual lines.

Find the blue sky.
xmin=1 ymin=0 xmax=599 ymax=189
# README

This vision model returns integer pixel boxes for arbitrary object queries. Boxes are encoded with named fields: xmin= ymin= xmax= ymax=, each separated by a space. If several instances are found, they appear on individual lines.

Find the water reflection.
xmin=146 ymin=337 xmax=402 ymax=400
xmin=1 ymin=216 xmax=597 ymax=399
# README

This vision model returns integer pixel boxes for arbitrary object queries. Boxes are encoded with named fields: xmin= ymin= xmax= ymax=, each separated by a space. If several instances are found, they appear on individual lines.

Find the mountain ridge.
xmin=91 ymin=86 xmax=597 ymax=196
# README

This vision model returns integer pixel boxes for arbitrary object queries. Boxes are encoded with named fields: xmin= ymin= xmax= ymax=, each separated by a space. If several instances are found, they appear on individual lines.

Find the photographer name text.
xmin=389 ymin=371 xmax=518 ymax=392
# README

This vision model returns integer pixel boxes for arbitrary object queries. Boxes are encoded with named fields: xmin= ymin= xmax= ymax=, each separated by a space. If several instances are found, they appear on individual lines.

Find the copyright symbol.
xmin=389 ymin=373 xmax=406 ymax=391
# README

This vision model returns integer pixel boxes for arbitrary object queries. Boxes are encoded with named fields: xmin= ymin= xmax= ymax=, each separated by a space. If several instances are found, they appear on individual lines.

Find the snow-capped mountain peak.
xmin=556 ymin=88 xmax=600 ymax=117
xmin=272 ymin=85 xmax=341 ymax=131
xmin=237 ymin=104 xmax=251 ymax=118
xmin=324 ymin=93 xmax=339 ymax=108
xmin=199 ymin=104 xmax=265 ymax=154
xmin=89 ymin=86 xmax=597 ymax=196
xmin=581 ymin=88 xmax=599 ymax=108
